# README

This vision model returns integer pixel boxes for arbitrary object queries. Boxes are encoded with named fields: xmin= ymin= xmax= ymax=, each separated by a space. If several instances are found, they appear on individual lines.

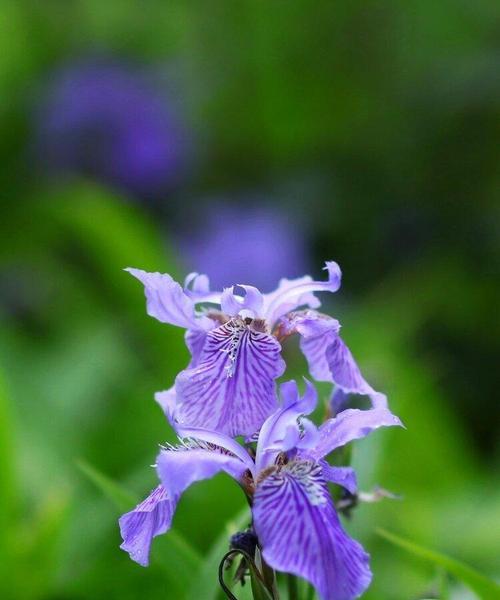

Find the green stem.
xmin=287 ymin=574 xmax=299 ymax=600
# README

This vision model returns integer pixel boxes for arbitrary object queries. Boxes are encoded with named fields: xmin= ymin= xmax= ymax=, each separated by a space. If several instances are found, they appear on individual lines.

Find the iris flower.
xmin=119 ymin=380 xmax=402 ymax=600
xmin=127 ymin=261 xmax=386 ymax=438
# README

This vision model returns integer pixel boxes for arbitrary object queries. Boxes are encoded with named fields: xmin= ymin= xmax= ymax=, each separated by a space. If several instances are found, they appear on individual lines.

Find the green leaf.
xmin=187 ymin=506 xmax=251 ymax=600
xmin=377 ymin=528 xmax=500 ymax=599
xmin=0 ymin=371 xmax=16 ymax=594
xmin=77 ymin=459 xmax=137 ymax=513
xmin=77 ymin=459 xmax=203 ymax=596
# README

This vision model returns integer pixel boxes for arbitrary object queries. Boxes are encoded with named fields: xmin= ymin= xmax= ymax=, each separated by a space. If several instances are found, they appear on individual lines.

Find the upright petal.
xmin=126 ymin=268 xmax=212 ymax=330
xmin=156 ymin=445 xmax=248 ymax=501
xmin=184 ymin=272 xmax=222 ymax=305
xmin=175 ymin=319 xmax=285 ymax=437
xmin=310 ymin=408 xmax=403 ymax=461
xmin=119 ymin=485 xmax=174 ymax=566
xmin=255 ymin=379 xmax=317 ymax=472
xmin=263 ymin=261 xmax=342 ymax=327
xmin=220 ymin=285 xmax=264 ymax=318
xmin=253 ymin=461 xmax=371 ymax=600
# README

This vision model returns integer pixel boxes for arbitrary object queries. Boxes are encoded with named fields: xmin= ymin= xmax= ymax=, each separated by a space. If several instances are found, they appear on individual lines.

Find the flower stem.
xmin=287 ymin=574 xmax=299 ymax=600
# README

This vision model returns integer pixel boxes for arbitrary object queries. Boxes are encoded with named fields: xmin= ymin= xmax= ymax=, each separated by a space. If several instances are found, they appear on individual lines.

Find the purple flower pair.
xmin=119 ymin=262 xmax=402 ymax=600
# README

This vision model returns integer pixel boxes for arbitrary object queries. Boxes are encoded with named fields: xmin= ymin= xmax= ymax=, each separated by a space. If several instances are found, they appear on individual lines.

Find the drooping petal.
xmin=263 ymin=261 xmax=342 ymax=327
xmin=310 ymin=408 xmax=403 ymax=461
xmin=255 ymin=379 xmax=317 ymax=472
xmin=253 ymin=461 xmax=371 ymax=600
xmin=320 ymin=462 xmax=358 ymax=494
xmin=293 ymin=312 xmax=340 ymax=382
xmin=119 ymin=485 xmax=174 ymax=566
xmin=325 ymin=336 xmax=376 ymax=396
xmin=126 ymin=268 xmax=212 ymax=330
xmin=156 ymin=446 xmax=248 ymax=501
xmin=220 ymin=285 xmax=264 ymax=318
xmin=286 ymin=310 xmax=386 ymax=408
xmin=175 ymin=319 xmax=285 ymax=437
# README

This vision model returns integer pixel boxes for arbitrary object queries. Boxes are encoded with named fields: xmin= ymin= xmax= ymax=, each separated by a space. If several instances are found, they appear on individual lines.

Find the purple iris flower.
xmin=119 ymin=380 xmax=402 ymax=600
xmin=126 ymin=261 xmax=388 ymax=438
xmin=34 ymin=57 xmax=189 ymax=199
xmin=178 ymin=203 xmax=310 ymax=291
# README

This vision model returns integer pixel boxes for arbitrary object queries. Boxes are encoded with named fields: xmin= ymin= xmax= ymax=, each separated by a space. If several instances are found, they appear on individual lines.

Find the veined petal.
xmin=288 ymin=311 xmax=386 ymax=408
xmin=320 ymin=463 xmax=358 ymax=494
xmin=185 ymin=329 xmax=208 ymax=368
xmin=175 ymin=319 xmax=285 ymax=437
xmin=220 ymin=285 xmax=264 ymax=318
xmin=156 ymin=445 xmax=248 ymax=501
xmin=119 ymin=485 xmax=174 ymax=567
xmin=311 ymin=408 xmax=403 ymax=461
xmin=253 ymin=461 xmax=371 ymax=600
xmin=293 ymin=312 xmax=340 ymax=382
xmin=255 ymin=379 xmax=317 ymax=472
xmin=263 ymin=261 xmax=342 ymax=327
xmin=325 ymin=336 xmax=376 ymax=395
xmin=126 ymin=268 xmax=212 ymax=330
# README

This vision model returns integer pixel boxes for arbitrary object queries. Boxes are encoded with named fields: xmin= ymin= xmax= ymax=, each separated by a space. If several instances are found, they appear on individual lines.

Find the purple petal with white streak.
xmin=119 ymin=485 xmax=174 ymax=566
xmin=253 ymin=461 xmax=371 ymax=600
xmin=311 ymin=408 xmax=403 ymax=461
xmin=263 ymin=261 xmax=342 ymax=327
xmin=175 ymin=319 xmax=285 ymax=437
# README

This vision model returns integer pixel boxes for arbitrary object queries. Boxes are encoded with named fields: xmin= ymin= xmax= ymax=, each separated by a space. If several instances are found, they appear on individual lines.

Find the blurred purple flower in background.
xmin=34 ymin=57 xmax=190 ymax=199
xmin=178 ymin=202 xmax=310 ymax=291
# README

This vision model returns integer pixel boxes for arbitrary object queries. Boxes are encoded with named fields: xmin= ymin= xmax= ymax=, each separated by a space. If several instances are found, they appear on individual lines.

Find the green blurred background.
xmin=0 ymin=1 xmax=499 ymax=599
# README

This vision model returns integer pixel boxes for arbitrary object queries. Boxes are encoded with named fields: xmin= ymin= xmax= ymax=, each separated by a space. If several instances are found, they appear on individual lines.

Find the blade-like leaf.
xmin=377 ymin=528 xmax=500 ymax=599
xmin=77 ymin=459 xmax=136 ymax=512
xmin=187 ymin=507 xmax=251 ymax=600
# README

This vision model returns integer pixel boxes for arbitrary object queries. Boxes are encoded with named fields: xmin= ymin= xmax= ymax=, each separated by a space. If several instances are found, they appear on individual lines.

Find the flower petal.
xmin=311 ymin=408 xmax=403 ymax=461
xmin=126 ymin=268 xmax=212 ymax=330
xmin=255 ymin=379 xmax=317 ymax=472
xmin=184 ymin=272 xmax=222 ymax=305
xmin=253 ymin=461 xmax=371 ymax=600
xmin=263 ymin=261 xmax=342 ymax=327
xmin=320 ymin=463 xmax=358 ymax=494
xmin=154 ymin=386 xmax=177 ymax=423
xmin=287 ymin=310 xmax=386 ymax=408
xmin=175 ymin=423 xmax=256 ymax=477
xmin=175 ymin=319 xmax=285 ymax=437
xmin=220 ymin=285 xmax=264 ymax=317
xmin=325 ymin=336 xmax=376 ymax=395
xmin=156 ymin=446 xmax=248 ymax=501
xmin=119 ymin=485 xmax=174 ymax=566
